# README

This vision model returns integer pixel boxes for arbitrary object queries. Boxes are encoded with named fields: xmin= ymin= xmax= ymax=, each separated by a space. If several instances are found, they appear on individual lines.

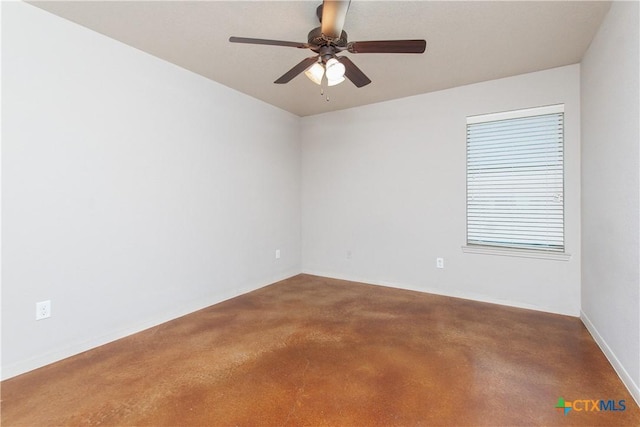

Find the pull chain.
xmin=320 ymin=75 xmax=330 ymax=102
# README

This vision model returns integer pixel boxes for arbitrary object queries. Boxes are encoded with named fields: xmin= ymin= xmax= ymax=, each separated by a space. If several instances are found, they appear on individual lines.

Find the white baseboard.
xmin=580 ymin=310 xmax=640 ymax=407
xmin=301 ymin=269 xmax=577 ymax=317
xmin=1 ymin=270 xmax=300 ymax=381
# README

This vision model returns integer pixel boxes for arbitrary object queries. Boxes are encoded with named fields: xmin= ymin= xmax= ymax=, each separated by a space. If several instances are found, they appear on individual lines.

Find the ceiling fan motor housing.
xmin=308 ymin=27 xmax=348 ymax=49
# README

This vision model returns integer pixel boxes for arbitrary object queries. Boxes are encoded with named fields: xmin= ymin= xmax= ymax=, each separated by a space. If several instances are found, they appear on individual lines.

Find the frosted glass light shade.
xmin=304 ymin=62 xmax=324 ymax=85
xmin=327 ymin=76 xmax=346 ymax=86
xmin=325 ymin=58 xmax=346 ymax=81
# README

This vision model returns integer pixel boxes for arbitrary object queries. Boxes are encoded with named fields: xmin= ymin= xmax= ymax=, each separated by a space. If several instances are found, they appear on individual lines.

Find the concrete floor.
xmin=2 ymin=274 xmax=638 ymax=426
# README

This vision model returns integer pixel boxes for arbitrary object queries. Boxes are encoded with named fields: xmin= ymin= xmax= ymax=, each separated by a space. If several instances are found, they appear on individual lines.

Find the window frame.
xmin=464 ymin=104 xmax=569 ymax=260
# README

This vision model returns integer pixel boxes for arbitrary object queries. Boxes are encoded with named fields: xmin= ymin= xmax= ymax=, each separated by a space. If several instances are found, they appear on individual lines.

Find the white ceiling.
xmin=29 ymin=1 xmax=611 ymax=117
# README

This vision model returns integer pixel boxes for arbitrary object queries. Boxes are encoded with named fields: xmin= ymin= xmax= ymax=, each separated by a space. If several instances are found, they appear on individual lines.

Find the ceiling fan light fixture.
xmin=325 ymin=57 xmax=346 ymax=81
xmin=305 ymin=62 xmax=324 ymax=85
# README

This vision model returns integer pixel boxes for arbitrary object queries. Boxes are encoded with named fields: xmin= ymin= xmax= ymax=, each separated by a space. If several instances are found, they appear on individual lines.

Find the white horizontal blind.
xmin=466 ymin=105 xmax=564 ymax=252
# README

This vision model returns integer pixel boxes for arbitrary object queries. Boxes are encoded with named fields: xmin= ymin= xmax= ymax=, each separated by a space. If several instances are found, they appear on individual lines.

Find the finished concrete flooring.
xmin=1 ymin=274 xmax=638 ymax=426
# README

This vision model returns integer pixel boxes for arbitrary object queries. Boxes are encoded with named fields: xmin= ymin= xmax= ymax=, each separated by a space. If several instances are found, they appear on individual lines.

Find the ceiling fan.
xmin=229 ymin=0 xmax=426 ymax=88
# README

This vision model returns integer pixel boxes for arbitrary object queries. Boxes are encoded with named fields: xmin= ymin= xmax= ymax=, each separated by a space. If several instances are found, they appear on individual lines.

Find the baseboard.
xmin=301 ymin=269 xmax=577 ymax=317
xmin=1 ymin=270 xmax=300 ymax=381
xmin=580 ymin=310 xmax=640 ymax=407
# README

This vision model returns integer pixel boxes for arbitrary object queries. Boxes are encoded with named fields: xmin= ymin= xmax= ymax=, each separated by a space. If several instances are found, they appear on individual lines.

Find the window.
xmin=466 ymin=104 xmax=564 ymax=253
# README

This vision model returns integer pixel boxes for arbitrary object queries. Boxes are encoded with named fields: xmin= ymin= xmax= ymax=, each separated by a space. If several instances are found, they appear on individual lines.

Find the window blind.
xmin=466 ymin=105 xmax=564 ymax=252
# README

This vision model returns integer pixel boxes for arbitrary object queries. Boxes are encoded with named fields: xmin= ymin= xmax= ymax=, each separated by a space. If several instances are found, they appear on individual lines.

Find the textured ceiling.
xmin=29 ymin=1 xmax=611 ymax=117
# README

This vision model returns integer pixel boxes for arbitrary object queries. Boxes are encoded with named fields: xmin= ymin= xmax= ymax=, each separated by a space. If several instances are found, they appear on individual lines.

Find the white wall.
xmin=301 ymin=65 xmax=581 ymax=316
xmin=1 ymin=2 xmax=301 ymax=379
xmin=580 ymin=1 xmax=640 ymax=404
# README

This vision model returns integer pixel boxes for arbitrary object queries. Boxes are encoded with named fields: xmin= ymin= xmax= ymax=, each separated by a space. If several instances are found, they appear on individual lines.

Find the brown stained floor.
xmin=1 ymin=274 xmax=638 ymax=426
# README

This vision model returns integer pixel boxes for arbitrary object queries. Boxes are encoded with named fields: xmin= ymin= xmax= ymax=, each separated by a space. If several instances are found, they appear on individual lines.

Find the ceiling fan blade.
xmin=274 ymin=56 xmax=319 ymax=84
xmin=321 ymin=0 xmax=351 ymax=39
xmin=229 ymin=36 xmax=308 ymax=49
xmin=348 ymin=40 xmax=427 ymax=54
xmin=338 ymin=57 xmax=371 ymax=88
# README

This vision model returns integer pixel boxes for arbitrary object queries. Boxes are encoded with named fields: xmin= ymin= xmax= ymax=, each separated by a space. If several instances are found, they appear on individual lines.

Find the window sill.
xmin=461 ymin=245 xmax=572 ymax=261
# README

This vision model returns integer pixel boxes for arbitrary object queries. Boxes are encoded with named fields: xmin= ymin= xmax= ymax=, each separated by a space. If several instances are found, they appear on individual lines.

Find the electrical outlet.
xmin=36 ymin=300 xmax=51 ymax=320
xmin=436 ymin=257 xmax=444 ymax=269
xmin=346 ymin=250 xmax=352 ymax=259
xmin=275 ymin=249 xmax=281 ymax=259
